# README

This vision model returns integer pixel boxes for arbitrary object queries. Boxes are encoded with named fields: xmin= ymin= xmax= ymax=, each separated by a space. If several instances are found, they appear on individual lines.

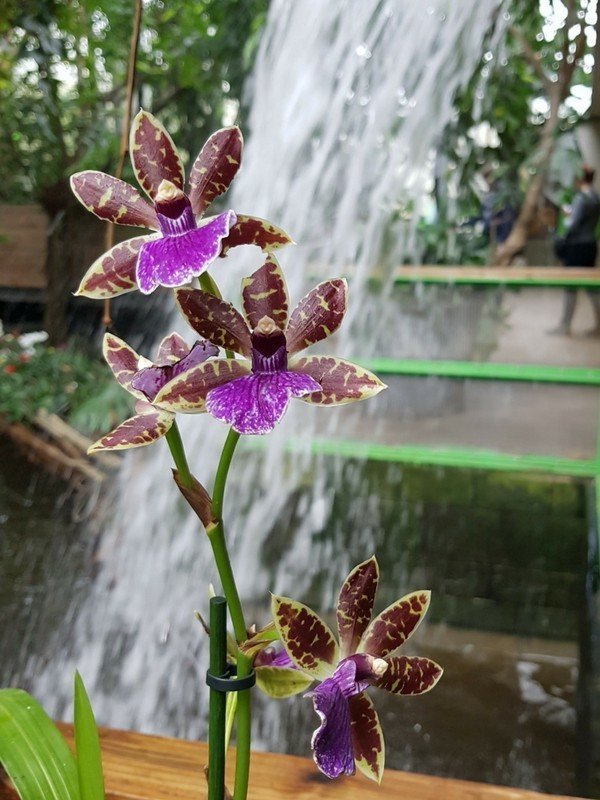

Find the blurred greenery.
xmin=0 ymin=0 xmax=269 ymax=203
xmin=421 ymin=0 xmax=597 ymax=263
xmin=0 ymin=334 xmax=132 ymax=434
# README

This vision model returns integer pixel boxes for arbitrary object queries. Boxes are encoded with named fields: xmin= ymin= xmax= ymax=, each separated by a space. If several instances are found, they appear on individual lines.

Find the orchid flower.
xmin=157 ymin=254 xmax=385 ymax=435
xmin=88 ymin=332 xmax=217 ymax=453
xmin=270 ymin=557 xmax=443 ymax=782
xmin=71 ymin=110 xmax=292 ymax=297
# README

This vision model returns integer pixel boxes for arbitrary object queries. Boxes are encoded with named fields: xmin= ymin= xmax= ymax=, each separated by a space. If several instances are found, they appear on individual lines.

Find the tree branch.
xmin=509 ymin=25 xmax=552 ymax=94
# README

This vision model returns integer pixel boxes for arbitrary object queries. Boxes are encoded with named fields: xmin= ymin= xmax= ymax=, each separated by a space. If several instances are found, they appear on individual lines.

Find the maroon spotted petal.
xmin=348 ymin=693 xmax=385 ymax=783
xmin=241 ymin=255 xmax=289 ymax=331
xmin=188 ymin=126 xmax=243 ymax=217
xmin=154 ymin=333 xmax=191 ymax=365
xmin=130 ymin=110 xmax=185 ymax=200
xmin=102 ymin=333 xmax=144 ymax=399
xmin=359 ymin=591 xmax=431 ymax=658
xmin=286 ymin=279 xmax=347 ymax=355
xmin=337 ymin=557 xmax=379 ymax=659
xmin=153 ymin=359 xmax=250 ymax=413
xmin=70 ymin=171 xmax=159 ymax=229
xmin=220 ymin=215 xmax=293 ymax=256
xmin=375 ymin=656 xmax=443 ymax=696
xmin=176 ymin=288 xmax=252 ymax=357
xmin=292 ymin=356 xmax=386 ymax=406
xmin=88 ymin=409 xmax=174 ymax=453
xmin=271 ymin=595 xmax=339 ymax=680
xmin=75 ymin=235 xmax=156 ymax=299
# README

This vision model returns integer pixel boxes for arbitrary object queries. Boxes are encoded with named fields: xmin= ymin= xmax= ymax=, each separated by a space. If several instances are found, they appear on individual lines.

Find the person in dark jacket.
xmin=550 ymin=166 xmax=600 ymax=336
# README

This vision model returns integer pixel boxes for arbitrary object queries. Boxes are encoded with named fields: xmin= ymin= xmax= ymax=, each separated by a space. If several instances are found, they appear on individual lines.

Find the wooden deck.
xmin=394 ymin=265 xmax=600 ymax=287
xmin=0 ymin=725 xmax=583 ymax=800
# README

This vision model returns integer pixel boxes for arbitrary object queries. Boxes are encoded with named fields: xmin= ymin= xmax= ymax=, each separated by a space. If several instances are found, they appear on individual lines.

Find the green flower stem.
xmin=206 ymin=428 xmax=251 ymax=800
xmin=212 ymin=429 xmax=241 ymax=522
xmin=199 ymin=271 xmax=223 ymax=299
xmin=165 ymin=422 xmax=193 ymax=489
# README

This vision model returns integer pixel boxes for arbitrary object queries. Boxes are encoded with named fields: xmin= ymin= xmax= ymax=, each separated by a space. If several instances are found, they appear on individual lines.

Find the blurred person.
xmin=550 ymin=166 xmax=600 ymax=336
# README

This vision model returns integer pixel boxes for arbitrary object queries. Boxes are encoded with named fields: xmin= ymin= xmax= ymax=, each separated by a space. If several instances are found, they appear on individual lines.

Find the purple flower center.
xmin=155 ymin=188 xmax=196 ymax=237
xmin=251 ymin=318 xmax=288 ymax=373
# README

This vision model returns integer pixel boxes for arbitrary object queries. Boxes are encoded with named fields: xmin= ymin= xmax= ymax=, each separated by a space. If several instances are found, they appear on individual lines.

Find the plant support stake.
xmin=208 ymin=596 xmax=228 ymax=800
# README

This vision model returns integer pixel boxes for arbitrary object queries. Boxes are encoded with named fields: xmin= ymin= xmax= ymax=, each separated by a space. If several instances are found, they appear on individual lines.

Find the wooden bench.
xmin=0 ymin=725 xmax=583 ymax=800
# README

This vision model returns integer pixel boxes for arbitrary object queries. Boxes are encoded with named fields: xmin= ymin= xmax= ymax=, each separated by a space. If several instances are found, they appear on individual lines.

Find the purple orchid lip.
xmin=136 ymin=210 xmax=236 ymax=295
xmin=307 ymin=659 xmax=367 ymax=779
xmin=154 ymin=180 xmax=197 ymax=237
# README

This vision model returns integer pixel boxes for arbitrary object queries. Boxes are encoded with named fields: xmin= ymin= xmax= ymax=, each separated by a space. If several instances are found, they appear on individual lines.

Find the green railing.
xmin=278 ymin=267 xmax=600 ymax=480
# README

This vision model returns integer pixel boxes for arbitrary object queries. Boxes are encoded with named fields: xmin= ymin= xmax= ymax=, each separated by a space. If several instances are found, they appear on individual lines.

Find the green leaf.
xmin=0 ymin=688 xmax=80 ymax=800
xmin=73 ymin=673 xmax=105 ymax=800
xmin=255 ymin=666 xmax=314 ymax=699
xmin=224 ymin=692 xmax=237 ymax=751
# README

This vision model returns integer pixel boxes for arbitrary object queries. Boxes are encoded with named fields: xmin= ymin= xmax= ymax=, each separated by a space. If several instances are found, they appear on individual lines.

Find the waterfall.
xmin=31 ymin=0 xmax=507 ymax=751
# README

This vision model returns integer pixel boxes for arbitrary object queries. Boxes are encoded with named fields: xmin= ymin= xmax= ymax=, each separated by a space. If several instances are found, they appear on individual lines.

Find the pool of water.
xmin=0 ymin=440 xmax=597 ymax=796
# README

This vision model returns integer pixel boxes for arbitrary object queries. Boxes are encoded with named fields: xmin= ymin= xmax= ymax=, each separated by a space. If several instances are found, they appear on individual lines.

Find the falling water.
xmin=26 ymin=0 xmax=580 ymax=784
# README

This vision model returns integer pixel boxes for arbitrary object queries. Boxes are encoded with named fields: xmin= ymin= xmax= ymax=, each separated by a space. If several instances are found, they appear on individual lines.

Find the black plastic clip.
xmin=206 ymin=663 xmax=256 ymax=692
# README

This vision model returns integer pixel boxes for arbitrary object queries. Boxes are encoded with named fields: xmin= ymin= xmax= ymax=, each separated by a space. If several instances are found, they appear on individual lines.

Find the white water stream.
xmin=32 ymin=0 xmax=508 ymax=749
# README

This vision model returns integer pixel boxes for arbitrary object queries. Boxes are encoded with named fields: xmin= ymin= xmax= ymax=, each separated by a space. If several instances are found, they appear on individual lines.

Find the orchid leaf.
xmin=87 ymin=410 xmax=174 ymax=453
xmin=241 ymin=255 xmax=290 ymax=331
xmin=286 ymin=279 xmax=347 ymax=355
xmin=359 ymin=590 xmax=431 ymax=658
xmin=188 ymin=126 xmax=243 ymax=217
xmin=75 ymin=235 xmax=154 ymax=299
xmin=255 ymin=666 xmax=314 ymax=699
xmin=349 ymin=693 xmax=385 ymax=784
xmin=271 ymin=595 xmax=338 ymax=680
xmin=220 ymin=215 xmax=293 ymax=256
xmin=224 ymin=692 xmax=238 ymax=751
xmin=154 ymin=359 xmax=250 ymax=413
xmin=375 ymin=656 xmax=443 ymax=696
xmin=176 ymin=289 xmax=252 ymax=357
xmin=70 ymin=171 xmax=158 ymax=230
xmin=292 ymin=356 xmax=386 ymax=406
xmin=337 ymin=556 xmax=379 ymax=659
xmin=129 ymin=110 xmax=185 ymax=200
xmin=0 ymin=688 xmax=80 ymax=800
xmin=73 ymin=673 xmax=105 ymax=800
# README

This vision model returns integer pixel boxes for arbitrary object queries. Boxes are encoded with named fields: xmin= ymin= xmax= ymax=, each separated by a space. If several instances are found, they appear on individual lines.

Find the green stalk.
xmin=199 ymin=271 xmax=223 ymax=299
xmin=206 ymin=429 xmax=251 ymax=800
xmin=208 ymin=597 xmax=228 ymax=800
xmin=180 ymin=262 xmax=250 ymax=797
xmin=165 ymin=421 xmax=193 ymax=489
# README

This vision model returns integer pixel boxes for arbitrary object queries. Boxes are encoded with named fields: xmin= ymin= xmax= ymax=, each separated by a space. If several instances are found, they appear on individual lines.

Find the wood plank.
xmin=0 ymin=725 xmax=581 ymax=800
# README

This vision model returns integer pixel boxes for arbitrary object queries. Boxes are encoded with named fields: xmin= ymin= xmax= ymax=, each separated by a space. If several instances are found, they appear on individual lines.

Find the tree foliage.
xmin=422 ymin=0 xmax=597 ymax=263
xmin=0 ymin=0 xmax=268 ymax=203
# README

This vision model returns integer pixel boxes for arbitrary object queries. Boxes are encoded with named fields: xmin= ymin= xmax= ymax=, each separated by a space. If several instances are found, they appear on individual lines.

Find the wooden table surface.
xmin=0 ymin=725 xmax=583 ymax=800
